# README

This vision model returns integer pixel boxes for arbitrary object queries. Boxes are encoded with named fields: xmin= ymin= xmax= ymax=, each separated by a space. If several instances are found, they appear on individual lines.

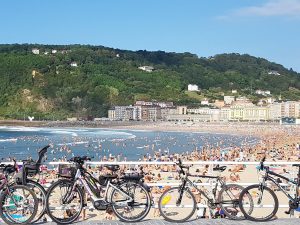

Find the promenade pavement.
xmin=1 ymin=219 xmax=297 ymax=225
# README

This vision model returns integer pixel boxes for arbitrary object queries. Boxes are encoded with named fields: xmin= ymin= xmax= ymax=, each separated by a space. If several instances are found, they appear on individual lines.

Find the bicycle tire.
xmin=45 ymin=179 xmax=83 ymax=224
xmin=26 ymin=180 xmax=47 ymax=223
xmin=158 ymin=187 xmax=196 ymax=222
xmin=110 ymin=182 xmax=151 ymax=222
xmin=218 ymin=184 xmax=250 ymax=220
xmin=239 ymin=184 xmax=278 ymax=222
xmin=0 ymin=184 xmax=38 ymax=225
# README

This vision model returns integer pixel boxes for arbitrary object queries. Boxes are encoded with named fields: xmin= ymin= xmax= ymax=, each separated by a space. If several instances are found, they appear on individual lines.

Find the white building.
xmin=113 ymin=106 xmax=142 ymax=121
xmin=224 ymin=96 xmax=235 ymax=105
xmin=269 ymin=103 xmax=281 ymax=120
xmin=108 ymin=110 xmax=116 ymax=120
xmin=201 ymin=99 xmax=209 ymax=105
xmin=187 ymin=84 xmax=199 ymax=92
xmin=255 ymin=90 xmax=271 ymax=96
xmin=186 ymin=107 xmax=220 ymax=121
xmin=138 ymin=66 xmax=154 ymax=72
xmin=32 ymin=48 xmax=40 ymax=55
xmin=70 ymin=62 xmax=78 ymax=67
xmin=52 ymin=50 xmax=57 ymax=54
xmin=232 ymin=90 xmax=237 ymax=94
xmin=135 ymin=101 xmax=173 ymax=108
xmin=268 ymin=71 xmax=281 ymax=76
xmin=220 ymin=107 xmax=231 ymax=121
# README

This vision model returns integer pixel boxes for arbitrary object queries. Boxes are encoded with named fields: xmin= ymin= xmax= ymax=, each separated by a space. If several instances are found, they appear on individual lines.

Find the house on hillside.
xmin=224 ymin=96 xmax=235 ymax=105
xmin=187 ymin=84 xmax=199 ymax=92
xmin=32 ymin=48 xmax=40 ymax=55
xmin=138 ymin=66 xmax=154 ymax=72
xmin=255 ymin=90 xmax=271 ymax=96
xmin=268 ymin=71 xmax=281 ymax=76
xmin=70 ymin=62 xmax=78 ymax=67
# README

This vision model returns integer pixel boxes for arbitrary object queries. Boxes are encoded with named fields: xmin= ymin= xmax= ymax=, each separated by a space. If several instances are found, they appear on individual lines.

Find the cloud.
xmin=222 ymin=0 xmax=300 ymax=19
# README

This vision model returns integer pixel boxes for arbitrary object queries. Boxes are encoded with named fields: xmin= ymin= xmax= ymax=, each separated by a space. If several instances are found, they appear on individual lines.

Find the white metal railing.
xmin=1 ymin=160 xmax=296 ymax=209
xmin=44 ymin=160 xmax=299 ymax=209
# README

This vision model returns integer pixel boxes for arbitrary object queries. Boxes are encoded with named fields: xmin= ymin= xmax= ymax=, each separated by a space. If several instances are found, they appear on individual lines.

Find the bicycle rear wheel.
xmin=0 ymin=185 xmax=38 ymax=225
xmin=158 ymin=187 xmax=196 ymax=222
xmin=111 ymin=182 xmax=151 ymax=222
xmin=46 ymin=179 xmax=83 ymax=224
xmin=239 ymin=184 xmax=278 ymax=221
xmin=218 ymin=184 xmax=251 ymax=220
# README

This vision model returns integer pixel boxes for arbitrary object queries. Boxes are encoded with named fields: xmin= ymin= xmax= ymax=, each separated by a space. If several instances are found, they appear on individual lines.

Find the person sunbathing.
xmin=229 ymin=172 xmax=240 ymax=182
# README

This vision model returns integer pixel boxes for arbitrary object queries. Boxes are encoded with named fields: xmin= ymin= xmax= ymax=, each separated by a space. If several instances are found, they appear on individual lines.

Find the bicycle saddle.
xmin=122 ymin=173 xmax=143 ymax=181
xmin=105 ymin=165 xmax=120 ymax=172
xmin=213 ymin=166 xmax=227 ymax=172
xmin=69 ymin=156 xmax=91 ymax=164
xmin=100 ymin=174 xmax=118 ymax=179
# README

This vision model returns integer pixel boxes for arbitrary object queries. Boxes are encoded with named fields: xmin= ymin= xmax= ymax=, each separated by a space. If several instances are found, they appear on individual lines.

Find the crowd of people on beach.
xmin=2 ymin=123 xmax=300 ymax=220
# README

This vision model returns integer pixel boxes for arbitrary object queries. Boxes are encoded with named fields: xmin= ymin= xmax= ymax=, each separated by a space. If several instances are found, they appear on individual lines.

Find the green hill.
xmin=0 ymin=44 xmax=299 ymax=119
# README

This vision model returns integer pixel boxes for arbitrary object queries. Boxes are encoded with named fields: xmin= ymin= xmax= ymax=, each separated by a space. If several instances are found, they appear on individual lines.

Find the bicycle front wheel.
xmin=239 ymin=184 xmax=278 ymax=221
xmin=0 ymin=185 xmax=38 ymax=225
xmin=218 ymin=184 xmax=250 ymax=220
xmin=111 ymin=182 xmax=151 ymax=222
xmin=27 ymin=180 xmax=47 ymax=223
xmin=158 ymin=187 xmax=196 ymax=222
xmin=46 ymin=179 xmax=83 ymax=224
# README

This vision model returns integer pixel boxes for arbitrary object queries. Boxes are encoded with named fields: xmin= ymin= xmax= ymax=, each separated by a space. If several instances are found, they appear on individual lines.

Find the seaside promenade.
xmin=0 ymin=219 xmax=297 ymax=225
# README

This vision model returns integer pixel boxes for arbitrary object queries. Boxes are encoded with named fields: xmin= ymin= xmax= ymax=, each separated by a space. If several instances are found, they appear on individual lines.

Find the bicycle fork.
xmin=176 ymin=181 xmax=187 ymax=206
xmin=257 ymin=184 xmax=265 ymax=205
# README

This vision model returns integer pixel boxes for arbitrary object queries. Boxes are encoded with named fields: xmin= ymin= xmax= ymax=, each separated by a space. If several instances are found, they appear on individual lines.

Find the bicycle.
xmin=239 ymin=156 xmax=300 ymax=221
xmin=0 ymin=161 xmax=38 ymax=225
xmin=158 ymin=159 xmax=251 ymax=222
xmin=15 ymin=145 xmax=50 ymax=223
xmin=45 ymin=156 xmax=152 ymax=224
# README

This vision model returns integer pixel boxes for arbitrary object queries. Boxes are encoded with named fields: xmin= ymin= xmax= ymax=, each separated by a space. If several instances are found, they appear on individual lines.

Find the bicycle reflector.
xmin=161 ymin=195 xmax=171 ymax=205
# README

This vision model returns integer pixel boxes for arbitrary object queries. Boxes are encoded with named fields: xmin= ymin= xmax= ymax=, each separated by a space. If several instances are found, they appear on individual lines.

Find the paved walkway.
xmin=4 ymin=219 xmax=296 ymax=225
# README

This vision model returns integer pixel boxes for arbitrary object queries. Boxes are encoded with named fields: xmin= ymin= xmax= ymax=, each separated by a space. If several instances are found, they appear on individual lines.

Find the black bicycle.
xmin=158 ymin=159 xmax=251 ymax=222
xmin=46 ymin=156 xmax=151 ymax=224
xmin=239 ymin=156 xmax=300 ymax=221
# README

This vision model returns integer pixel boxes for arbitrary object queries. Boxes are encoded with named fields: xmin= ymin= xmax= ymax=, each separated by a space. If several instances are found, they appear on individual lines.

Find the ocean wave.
xmin=0 ymin=138 xmax=18 ymax=142
xmin=49 ymin=130 xmax=78 ymax=137
xmin=92 ymin=130 xmax=136 ymax=139
xmin=57 ymin=141 xmax=89 ymax=146
xmin=0 ymin=126 xmax=42 ymax=132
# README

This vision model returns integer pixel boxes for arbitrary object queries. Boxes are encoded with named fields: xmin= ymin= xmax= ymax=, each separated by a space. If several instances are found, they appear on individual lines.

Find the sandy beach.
xmin=1 ymin=120 xmax=300 ymax=221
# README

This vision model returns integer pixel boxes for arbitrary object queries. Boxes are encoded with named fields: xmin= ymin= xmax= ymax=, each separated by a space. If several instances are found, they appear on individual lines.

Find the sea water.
xmin=0 ymin=126 xmax=259 ymax=161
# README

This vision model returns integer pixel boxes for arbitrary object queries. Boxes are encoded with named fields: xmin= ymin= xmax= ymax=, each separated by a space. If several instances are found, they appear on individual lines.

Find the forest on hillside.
xmin=0 ymin=44 xmax=299 ymax=120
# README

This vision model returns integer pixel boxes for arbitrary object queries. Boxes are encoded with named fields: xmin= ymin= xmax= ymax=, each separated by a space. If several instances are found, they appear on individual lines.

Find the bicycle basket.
xmin=58 ymin=164 xmax=76 ymax=179
xmin=24 ymin=162 xmax=39 ymax=177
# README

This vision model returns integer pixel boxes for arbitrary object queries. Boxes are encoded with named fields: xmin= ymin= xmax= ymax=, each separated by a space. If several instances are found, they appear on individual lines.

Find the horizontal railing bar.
xmin=46 ymin=161 xmax=300 ymax=165
xmin=1 ymin=160 xmax=298 ymax=166
xmin=49 ymin=204 xmax=291 ymax=209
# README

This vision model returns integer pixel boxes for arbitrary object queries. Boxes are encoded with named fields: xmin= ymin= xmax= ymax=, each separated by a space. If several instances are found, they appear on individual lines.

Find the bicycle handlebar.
xmin=257 ymin=156 xmax=269 ymax=171
xmin=69 ymin=156 xmax=92 ymax=164
xmin=175 ymin=159 xmax=191 ymax=175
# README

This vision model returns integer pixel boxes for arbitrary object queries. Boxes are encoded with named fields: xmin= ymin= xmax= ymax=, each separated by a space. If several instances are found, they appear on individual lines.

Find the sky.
xmin=0 ymin=0 xmax=300 ymax=72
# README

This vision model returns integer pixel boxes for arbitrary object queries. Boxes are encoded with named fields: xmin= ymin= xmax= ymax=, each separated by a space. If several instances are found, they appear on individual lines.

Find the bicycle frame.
xmin=71 ymin=168 xmax=133 ymax=204
xmin=261 ymin=168 xmax=300 ymax=202
xmin=179 ymin=173 xmax=224 ymax=206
